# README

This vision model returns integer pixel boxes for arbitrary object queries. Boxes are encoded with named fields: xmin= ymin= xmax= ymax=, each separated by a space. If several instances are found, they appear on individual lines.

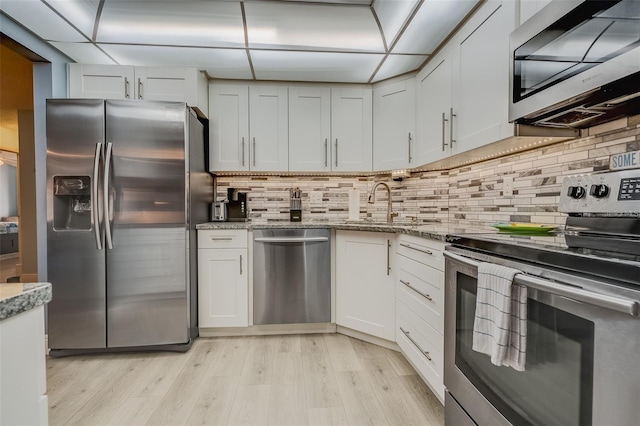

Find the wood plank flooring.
xmin=46 ymin=334 xmax=444 ymax=426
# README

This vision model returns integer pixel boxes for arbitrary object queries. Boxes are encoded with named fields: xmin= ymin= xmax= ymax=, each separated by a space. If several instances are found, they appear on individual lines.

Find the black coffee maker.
xmin=226 ymin=188 xmax=247 ymax=221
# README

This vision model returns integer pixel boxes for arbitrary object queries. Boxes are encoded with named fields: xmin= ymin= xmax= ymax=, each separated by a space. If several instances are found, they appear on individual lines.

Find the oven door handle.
xmin=444 ymin=251 xmax=640 ymax=316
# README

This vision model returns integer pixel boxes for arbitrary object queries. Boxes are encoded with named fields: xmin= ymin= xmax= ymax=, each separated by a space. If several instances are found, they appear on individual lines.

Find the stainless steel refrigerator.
xmin=46 ymin=99 xmax=213 ymax=356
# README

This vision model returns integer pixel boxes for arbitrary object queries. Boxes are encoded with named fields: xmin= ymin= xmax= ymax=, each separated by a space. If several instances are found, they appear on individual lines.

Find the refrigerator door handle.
xmin=93 ymin=142 xmax=103 ymax=250
xmin=104 ymin=142 xmax=114 ymax=249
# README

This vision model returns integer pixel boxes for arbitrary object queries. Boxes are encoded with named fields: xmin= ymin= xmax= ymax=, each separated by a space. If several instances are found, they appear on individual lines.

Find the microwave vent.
xmin=539 ymin=109 xmax=605 ymax=127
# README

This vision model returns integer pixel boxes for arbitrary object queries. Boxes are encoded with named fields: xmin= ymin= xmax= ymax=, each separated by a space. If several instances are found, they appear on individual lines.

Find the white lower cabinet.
xmin=198 ymin=230 xmax=248 ymax=328
xmin=0 ymin=305 xmax=48 ymax=426
xmin=336 ymin=230 xmax=395 ymax=341
xmin=396 ymin=300 xmax=444 ymax=401
xmin=395 ymin=235 xmax=446 ymax=402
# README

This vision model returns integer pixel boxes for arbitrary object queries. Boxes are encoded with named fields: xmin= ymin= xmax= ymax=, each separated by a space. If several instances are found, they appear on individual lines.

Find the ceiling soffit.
xmin=0 ymin=0 xmax=481 ymax=83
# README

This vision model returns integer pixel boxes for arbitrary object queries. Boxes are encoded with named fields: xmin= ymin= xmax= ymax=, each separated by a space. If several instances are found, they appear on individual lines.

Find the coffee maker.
xmin=226 ymin=188 xmax=247 ymax=221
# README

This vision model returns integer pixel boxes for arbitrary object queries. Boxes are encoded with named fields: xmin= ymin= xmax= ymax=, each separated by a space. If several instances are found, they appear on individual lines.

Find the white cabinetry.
xmin=198 ymin=230 xmax=248 ymax=328
xmin=416 ymin=45 xmax=452 ymax=165
xmin=373 ymin=77 xmax=416 ymax=171
xmin=450 ymin=0 xmax=516 ymax=154
xmin=0 ymin=305 xmax=48 ymax=426
xmin=209 ymin=84 xmax=249 ymax=171
xmin=414 ymin=0 xmax=517 ymax=162
xmin=336 ymin=230 xmax=395 ymax=341
xmin=209 ymin=83 xmax=289 ymax=172
xmin=331 ymin=87 xmax=373 ymax=172
xmin=288 ymin=86 xmax=332 ymax=171
xmin=395 ymin=235 xmax=445 ymax=402
xmin=249 ymin=85 xmax=289 ymax=171
xmin=68 ymin=64 xmax=208 ymax=117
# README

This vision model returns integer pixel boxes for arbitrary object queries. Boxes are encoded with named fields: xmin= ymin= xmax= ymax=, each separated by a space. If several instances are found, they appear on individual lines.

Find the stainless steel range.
xmin=444 ymin=169 xmax=640 ymax=426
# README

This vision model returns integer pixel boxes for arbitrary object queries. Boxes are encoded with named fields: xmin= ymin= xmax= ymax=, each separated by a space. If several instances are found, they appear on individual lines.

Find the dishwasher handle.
xmin=254 ymin=237 xmax=329 ymax=243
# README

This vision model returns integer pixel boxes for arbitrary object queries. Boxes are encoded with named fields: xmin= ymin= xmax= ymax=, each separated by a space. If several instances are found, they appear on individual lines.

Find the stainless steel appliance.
xmin=46 ymin=99 xmax=213 ymax=355
xmin=444 ymin=169 xmax=640 ymax=425
xmin=253 ymin=228 xmax=330 ymax=324
xmin=509 ymin=0 xmax=640 ymax=128
xmin=211 ymin=201 xmax=227 ymax=221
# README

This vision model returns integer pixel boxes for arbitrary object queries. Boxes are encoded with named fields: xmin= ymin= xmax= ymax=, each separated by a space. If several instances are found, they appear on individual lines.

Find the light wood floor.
xmin=46 ymin=334 xmax=444 ymax=426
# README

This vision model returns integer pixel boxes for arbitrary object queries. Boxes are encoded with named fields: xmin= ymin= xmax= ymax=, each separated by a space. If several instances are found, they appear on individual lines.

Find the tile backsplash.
xmin=216 ymin=115 xmax=640 ymax=229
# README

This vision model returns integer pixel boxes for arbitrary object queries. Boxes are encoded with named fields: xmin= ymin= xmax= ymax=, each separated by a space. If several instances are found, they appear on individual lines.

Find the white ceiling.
xmin=0 ymin=0 xmax=480 ymax=83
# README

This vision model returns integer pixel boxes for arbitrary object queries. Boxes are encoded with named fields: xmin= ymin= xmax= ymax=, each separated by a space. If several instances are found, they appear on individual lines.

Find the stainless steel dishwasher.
xmin=253 ymin=228 xmax=331 ymax=325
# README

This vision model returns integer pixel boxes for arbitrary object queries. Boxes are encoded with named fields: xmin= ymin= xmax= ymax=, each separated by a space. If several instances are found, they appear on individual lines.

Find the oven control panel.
xmin=560 ymin=170 xmax=640 ymax=214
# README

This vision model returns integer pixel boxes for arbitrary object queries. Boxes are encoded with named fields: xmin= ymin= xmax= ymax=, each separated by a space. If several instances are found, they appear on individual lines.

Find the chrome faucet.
xmin=368 ymin=182 xmax=398 ymax=223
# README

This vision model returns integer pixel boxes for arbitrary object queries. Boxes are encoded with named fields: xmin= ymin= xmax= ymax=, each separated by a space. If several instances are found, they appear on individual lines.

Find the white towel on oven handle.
xmin=472 ymin=262 xmax=527 ymax=371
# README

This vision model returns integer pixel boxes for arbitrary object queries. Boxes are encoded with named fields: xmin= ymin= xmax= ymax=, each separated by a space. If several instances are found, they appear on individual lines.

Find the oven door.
xmin=444 ymin=249 xmax=640 ymax=426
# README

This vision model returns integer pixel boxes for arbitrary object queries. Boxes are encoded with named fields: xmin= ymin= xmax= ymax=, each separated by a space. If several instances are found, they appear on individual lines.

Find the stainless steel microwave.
xmin=509 ymin=0 xmax=640 ymax=129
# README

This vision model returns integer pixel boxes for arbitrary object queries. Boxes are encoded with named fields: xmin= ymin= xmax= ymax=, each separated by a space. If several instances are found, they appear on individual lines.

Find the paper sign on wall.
xmin=610 ymin=150 xmax=640 ymax=171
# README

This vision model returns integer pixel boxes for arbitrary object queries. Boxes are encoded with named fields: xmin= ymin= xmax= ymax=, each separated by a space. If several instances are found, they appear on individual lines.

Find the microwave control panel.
xmin=560 ymin=170 xmax=640 ymax=215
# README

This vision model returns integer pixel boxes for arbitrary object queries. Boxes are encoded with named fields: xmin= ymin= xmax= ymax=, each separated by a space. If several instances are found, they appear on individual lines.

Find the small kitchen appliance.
xmin=290 ymin=187 xmax=302 ymax=222
xmin=226 ymin=188 xmax=247 ymax=221
xmin=211 ymin=201 xmax=227 ymax=222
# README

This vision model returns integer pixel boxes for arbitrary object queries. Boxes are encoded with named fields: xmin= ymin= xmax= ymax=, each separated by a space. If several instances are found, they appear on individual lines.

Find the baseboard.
xmin=199 ymin=322 xmax=337 ymax=337
xmin=336 ymin=325 xmax=400 ymax=352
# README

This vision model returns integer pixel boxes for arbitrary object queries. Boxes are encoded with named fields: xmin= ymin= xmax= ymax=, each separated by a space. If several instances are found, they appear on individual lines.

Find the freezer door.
xmin=105 ymin=100 xmax=188 ymax=347
xmin=47 ymin=99 xmax=107 ymax=349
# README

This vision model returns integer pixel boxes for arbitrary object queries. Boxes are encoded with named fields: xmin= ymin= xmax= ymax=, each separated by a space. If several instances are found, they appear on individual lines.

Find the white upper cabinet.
xmin=68 ymin=64 xmax=135 ymax=100
xmin=249 ymin=85 xmax=289 ymax=171
xmin=210 ymin=83 xmax=289 ymax=172
xmin=68 ymin=64 xmax=209 ymax=117
xmin=209 ymin=84 xmax=250 ymax=172
xmin=373 ymin=77 xmax=416 ymax=171
xmin=416 ymin=45 xmax=453 ymax=165
xmin=331 ymin=87 xmax=373 ymax=172
xmin=450 ymin=0 xmax=516 ymax=154
xmin=288 ymin=86 xmax=332 ymax=172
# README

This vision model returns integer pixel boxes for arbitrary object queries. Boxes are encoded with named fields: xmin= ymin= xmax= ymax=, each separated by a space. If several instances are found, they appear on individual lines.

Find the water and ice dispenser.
xmin=52 ymin=176 xmax=92 ymax=230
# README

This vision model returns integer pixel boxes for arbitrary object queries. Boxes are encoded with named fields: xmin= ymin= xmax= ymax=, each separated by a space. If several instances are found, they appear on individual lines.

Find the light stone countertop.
xmin=0 ymin=282 xmax=52 ymax=321
xmin=196 ymin=221 xmax=452 ymax=241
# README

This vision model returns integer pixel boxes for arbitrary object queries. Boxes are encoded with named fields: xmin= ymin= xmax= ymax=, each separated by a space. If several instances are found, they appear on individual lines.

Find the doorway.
xmin=0 ymin=41 xmax=37 ymax=283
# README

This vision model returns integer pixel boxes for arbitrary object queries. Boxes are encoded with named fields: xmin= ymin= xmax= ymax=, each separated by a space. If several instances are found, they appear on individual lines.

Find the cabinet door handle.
xmin=387 ymin=239 xmax=391 ymax=276
xmin=335 ymin=138 xmax=339 ymax=167
xmin=324 ymin=138 xmax=328 ymax=167
xmin=400 ymin=327 xmax=432 ymax=361
xmin=400 ymin=279 xmax=433 ymax=301
xmin=399 ymin=242 xmax=433 ymax=255
xmin=240 ymin=254 xmax=243 ymax=275
xmin=253 ymin=137 xmax=256 ymax=167
xmin=408 ymin=132 xmax=412 ymax=163
xmin=441 ymin=112 xmax=449 ymax=151
xmin=124 ymin=78 xmax=130 ymax=99
xmin=137 ymin=78 xmax=143 ymax=99
xmin=241 ymin=137 xmax=245 ymax=167
xmin=450 ymin=107 xmax=456 ymax=146
xmin=210 ymin=237 xmax=233 ymax=241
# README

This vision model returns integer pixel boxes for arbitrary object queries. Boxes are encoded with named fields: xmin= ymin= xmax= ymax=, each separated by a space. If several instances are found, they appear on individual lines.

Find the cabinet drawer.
xmin=396 ymin=235 xmax=444 ymax=270
xmin=198 ymin=229 xmax=248 ymax=249
xmin=396 ymin=300 xmax=444 ymax=401
xmin=396 ymin=256 xmax=444 ymax=333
